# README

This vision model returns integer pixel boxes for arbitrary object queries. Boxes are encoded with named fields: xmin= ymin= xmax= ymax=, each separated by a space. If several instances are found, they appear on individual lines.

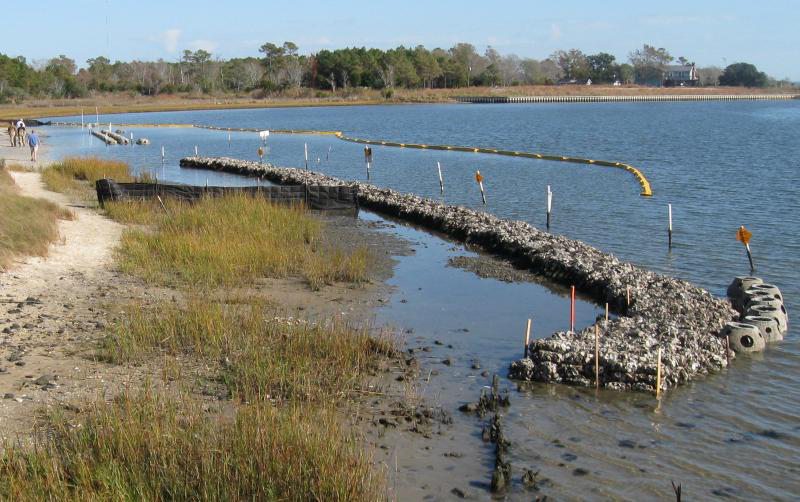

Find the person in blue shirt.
xmin=28 ymin=130 xmax=39 ymax=162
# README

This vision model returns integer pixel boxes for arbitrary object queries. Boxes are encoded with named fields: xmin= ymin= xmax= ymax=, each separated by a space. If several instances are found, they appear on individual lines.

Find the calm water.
xmin=41 ymin=101 xmax=800 ymax=500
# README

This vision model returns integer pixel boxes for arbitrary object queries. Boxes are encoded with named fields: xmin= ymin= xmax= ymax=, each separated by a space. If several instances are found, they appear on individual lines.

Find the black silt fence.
xmin=95 ymin=179 xmax=358 ymax=213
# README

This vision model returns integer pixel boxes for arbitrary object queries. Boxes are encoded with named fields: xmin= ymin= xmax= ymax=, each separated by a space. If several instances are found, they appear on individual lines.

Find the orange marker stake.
xmin=736 ymin=225 xmax=755 ymax=272
xmin=570 ymin=285 xmax=575 ymax=333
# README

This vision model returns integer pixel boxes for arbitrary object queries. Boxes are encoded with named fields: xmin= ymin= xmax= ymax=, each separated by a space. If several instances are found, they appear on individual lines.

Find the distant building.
xmin=664 ymin=64 xmax=699 ymax=86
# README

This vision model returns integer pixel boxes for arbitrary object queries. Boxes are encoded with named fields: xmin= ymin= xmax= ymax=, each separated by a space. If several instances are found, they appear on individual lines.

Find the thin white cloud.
xmin=550 ymin=23 xmax=562 ymax=40
xmin=163 ymin=29 xmax=181 ymax=53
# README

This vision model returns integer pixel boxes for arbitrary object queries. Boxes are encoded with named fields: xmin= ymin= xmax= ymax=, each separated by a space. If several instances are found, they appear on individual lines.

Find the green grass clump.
xmin=42 ymin=156 xmax=134 ymax=193
xmin=0 ymin=392 xmax=385 ymax=501
xmin=0 ymin=166 xmax=72 ymax=269
xmin=102 ymin=299 xmax=395 ymax=403
xmin=112 ymin=195 xmax=370 ymax=289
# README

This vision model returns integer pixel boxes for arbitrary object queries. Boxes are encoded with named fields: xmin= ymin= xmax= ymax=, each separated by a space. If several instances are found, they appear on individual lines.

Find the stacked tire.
xmin=724 ymin=277 xmax=788 ymax=353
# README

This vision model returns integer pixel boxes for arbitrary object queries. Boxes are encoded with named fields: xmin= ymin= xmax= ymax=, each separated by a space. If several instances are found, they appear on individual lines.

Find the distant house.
xmin=664 ymin=64 xmax=699 ymax=86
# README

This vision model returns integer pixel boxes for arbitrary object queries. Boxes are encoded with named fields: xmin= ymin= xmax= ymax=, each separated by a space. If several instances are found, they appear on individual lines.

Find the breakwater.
xmin=179 ymin=156 xmax=738 ymax=392
xmin=455 ymin=94 xmax=799 ymax=104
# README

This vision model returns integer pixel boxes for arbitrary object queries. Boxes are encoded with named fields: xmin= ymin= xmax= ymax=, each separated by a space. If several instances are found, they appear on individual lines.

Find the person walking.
xmin=28 ymin=129 xmax=39 ymax=162
xmin=15 ymin=119 xmax=26 ymax=147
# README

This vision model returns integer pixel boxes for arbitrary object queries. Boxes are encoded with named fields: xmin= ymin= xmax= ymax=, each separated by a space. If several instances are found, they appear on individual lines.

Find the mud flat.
xmin=179 ymin=156 xmax=738 ymax=392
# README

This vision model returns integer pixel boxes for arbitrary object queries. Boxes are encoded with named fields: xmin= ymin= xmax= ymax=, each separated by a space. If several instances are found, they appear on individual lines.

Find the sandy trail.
xmin=0 ymin=142 xmax=135 ymax=442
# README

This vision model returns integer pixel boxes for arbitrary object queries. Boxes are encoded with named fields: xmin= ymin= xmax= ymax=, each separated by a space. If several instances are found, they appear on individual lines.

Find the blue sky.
xmin=3 ymin=0 xmax=798 ymax=80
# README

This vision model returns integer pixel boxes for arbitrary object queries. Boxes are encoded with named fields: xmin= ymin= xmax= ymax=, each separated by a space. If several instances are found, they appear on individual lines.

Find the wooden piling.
xmin=595 ymin=325 xmax=600 ymax=389
xmin=656 ymin=347 xmax=662 ymax=398
xmin=605 ymin=302 xmax=609 ymax=323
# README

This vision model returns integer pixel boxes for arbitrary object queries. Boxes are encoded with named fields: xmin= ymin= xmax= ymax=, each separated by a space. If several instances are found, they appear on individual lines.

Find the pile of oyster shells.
xmin=180 ymin=156 xmax=749 ymax=392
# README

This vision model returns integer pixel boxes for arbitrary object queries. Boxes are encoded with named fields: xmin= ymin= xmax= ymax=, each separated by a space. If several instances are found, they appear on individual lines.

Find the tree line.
xmin=0 ymin=42 xmax=786 ymax=102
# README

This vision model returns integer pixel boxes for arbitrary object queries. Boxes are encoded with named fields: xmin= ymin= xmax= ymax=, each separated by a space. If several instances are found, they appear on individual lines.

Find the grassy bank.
xmin=0 ymin=163 xmax=72 ymax=269
xmin=0 ymin=392 xmax=385 ymax=500
xmin=102 ymin=299 xmax=395 ymax=402
xmin=1 ymin=84 xmax=795 ymax=120
xmin=0 ymin=156 xmax=395 ymax=499
xmin=108 ymin=195 xmax=369 ymax=290
xmin=42 ymin=156 xmax=134 ymax=194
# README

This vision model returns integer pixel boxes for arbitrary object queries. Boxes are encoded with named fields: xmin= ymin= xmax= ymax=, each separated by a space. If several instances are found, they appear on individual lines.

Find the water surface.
xmin=41 ymin=101 xmax=800 ymax=499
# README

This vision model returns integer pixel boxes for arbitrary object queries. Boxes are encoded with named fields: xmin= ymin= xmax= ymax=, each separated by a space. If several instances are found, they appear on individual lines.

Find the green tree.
xmin=718 ymin=63 xmax=768 ymax=87
xmin=586 ymin=52 xmax=616 ymax=83
xmin=629 ymin=44 xmax=673 ymax=85
xmin=550 ymin=49 xmax=588 ymax=80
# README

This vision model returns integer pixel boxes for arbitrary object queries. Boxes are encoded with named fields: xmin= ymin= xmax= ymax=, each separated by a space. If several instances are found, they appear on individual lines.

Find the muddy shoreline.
xmin=180 ymin=156 xmax=739 ymax=392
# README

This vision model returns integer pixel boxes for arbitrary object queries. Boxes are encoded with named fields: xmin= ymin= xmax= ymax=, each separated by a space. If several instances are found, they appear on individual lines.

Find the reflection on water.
xmin=41 ymin=101 xmax=800 ymax=499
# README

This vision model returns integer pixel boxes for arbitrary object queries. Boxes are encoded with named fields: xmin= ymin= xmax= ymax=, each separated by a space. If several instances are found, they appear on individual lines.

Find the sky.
xmin=2 ymin=0 xmax=798 ymax=80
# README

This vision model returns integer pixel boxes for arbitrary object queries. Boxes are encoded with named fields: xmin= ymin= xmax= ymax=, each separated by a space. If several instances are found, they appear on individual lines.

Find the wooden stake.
xmin=668 ymin=203 xmax=673 ymax=249
xmin=304 ymin=142 xmax=308 ymax=170
xmin=626 ymin=286 xmax=630 ymax=307
xmin=570 ymin=286 xmax=575 ymax=333
xmin=655 ymin=347 xmax=662 ymax=398
xmin=546 ymin=185 xmax=552 ymax=230
xmin=725 ymin=335 xmax=730 ymax=366
xmin=605 ymin=302 xmax=609 ymax=323
xmin=524 ymin=319 xmax=532 ymax=358
xmin=437 ymin=162 xmax=444 ymax=194
xmin=595 ymin=325 xmax=600 ymax=389
xmin=156 ymin=195 xmax=169 ymax=215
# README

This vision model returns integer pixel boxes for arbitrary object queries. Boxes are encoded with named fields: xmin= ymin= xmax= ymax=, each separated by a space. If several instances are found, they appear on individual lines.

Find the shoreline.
xmin=2 ymin=84 xmax=797 ymax=121
xmin=179 ymin=155 xmax=738 ymax=392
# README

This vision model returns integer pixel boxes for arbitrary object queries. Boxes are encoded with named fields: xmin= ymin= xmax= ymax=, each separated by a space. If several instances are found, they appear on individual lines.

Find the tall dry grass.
xmin=102 ymin=299 xmax=396 ymax=403
xmin=0 ymin=166 xmax=72 ymax=269
xmin=42 ymin=156 xmax=133 ymax=193
xmin=110 ymin=195 xmax=370 ymax=289
xmin=0 ymin=392 xmax=385 ymax=501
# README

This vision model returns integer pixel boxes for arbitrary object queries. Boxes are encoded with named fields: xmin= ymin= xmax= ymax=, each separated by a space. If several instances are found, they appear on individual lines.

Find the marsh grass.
xmin=110 ymin=195 xmax=371 ymax=289
xmin=0 ymin=166 xmax=72 ymax=269
xmin=0 ymin=392 xmax=385 ymax=501
xmin=102 ymin=299 xmax=396 ymax=403
xmin=4 ymin=162 xmax=32 ymax=172
xmin=42 ymin=156 xmax=134 ymax=194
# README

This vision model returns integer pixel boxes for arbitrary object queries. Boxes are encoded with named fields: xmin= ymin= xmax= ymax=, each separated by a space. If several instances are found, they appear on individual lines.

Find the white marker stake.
xmin=195 ymin=145 xmax=198 ymax=156
xmin=81 ymin=109 xmax=84 ymax=128
xmin=304 ymin=143 xmax=308 ymax=170
xmin=668 ymin=204 xmax=673 ymax=249
xmin=228 ymin=133 xmax=231 ymax=149
xmin=161 ymin=146 xmax=165 ymax=163
xmin=476 ymin=171 xmax=486 ymax=205
xmin=130 ymin=132 xmax=133 ymax=146
xmin=95 ymin=106 xmax=99 ymax=125
xmin=437 ymin=162 xmax=444 ymax=194
xmin=524 ymin=319 xmax=532 ymax=358
xmin=546 ymin=185 xmax=553 ymax=230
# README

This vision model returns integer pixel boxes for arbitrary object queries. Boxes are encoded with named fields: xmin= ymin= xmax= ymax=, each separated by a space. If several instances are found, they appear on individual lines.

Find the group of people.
xmin=6 ymin=119 xmax=39 ymax=161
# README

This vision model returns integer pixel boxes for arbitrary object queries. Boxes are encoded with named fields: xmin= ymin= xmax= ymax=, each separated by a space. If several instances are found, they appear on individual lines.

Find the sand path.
xmin=0 ymin=142 xmax=137 ymax=442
